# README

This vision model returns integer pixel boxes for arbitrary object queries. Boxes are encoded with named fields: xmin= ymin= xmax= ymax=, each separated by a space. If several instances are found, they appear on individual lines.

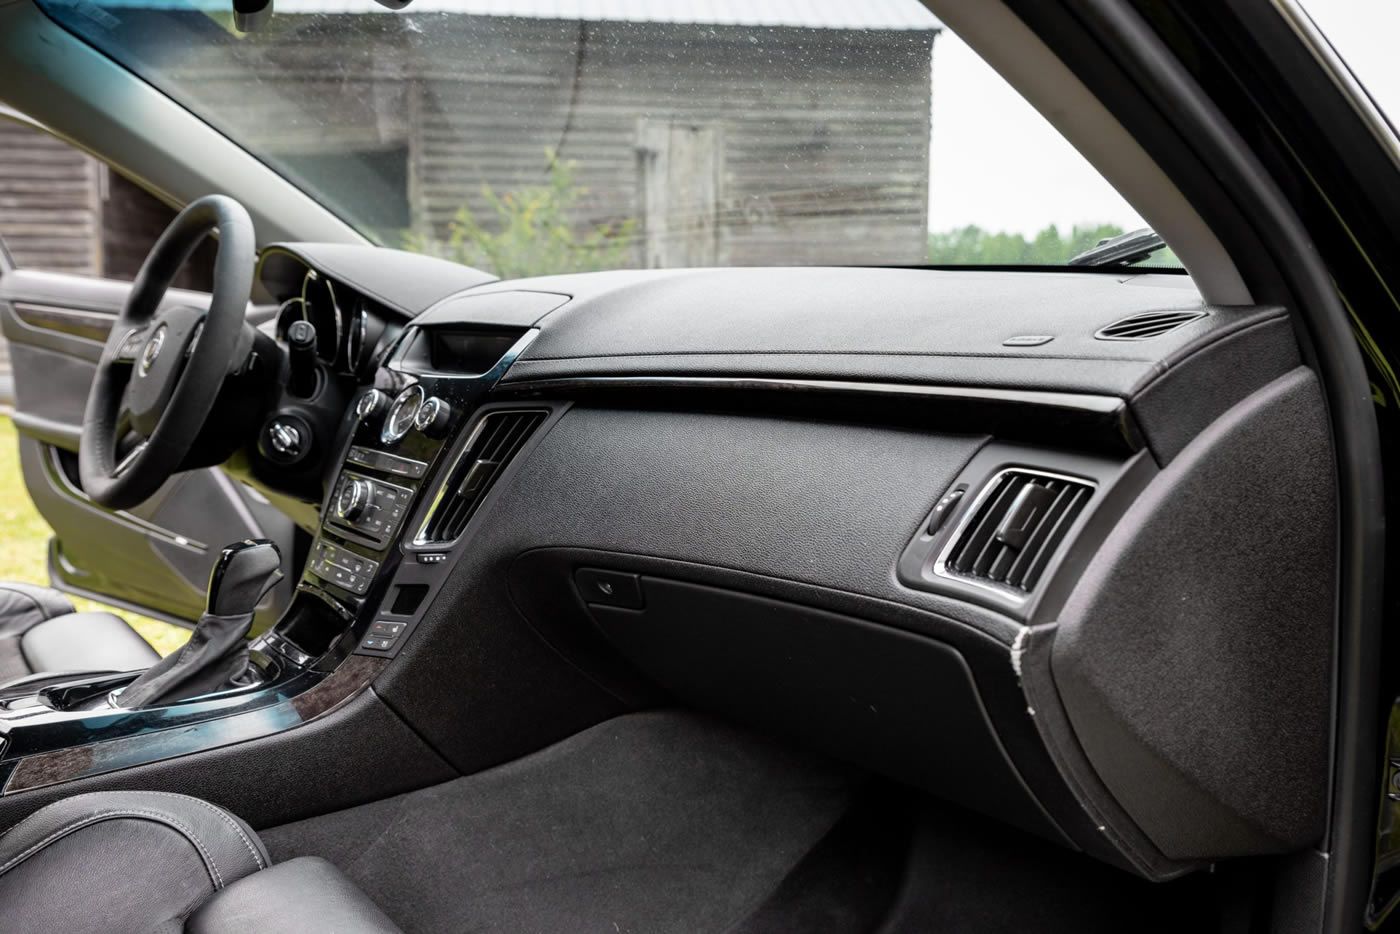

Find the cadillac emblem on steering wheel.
xmin=138 ymin=324 xmax=167 ymax=377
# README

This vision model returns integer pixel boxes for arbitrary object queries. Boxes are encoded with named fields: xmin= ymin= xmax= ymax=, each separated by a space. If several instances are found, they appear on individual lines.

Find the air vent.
xmin=416 ymin=410 xmax=547 ymax=544
xmin=940 ymin=470 xmax=1094 ymax=594
xmin=1095 ymin=310 xmax=1207 ymax=340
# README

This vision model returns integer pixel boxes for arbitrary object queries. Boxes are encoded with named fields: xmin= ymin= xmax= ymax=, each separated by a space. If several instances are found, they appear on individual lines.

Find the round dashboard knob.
xmin=356 ymin=388 xmax=390 ymax=423
xmin=414 ymin=396 xmax=452 ymax=438
xmin=268 ymin=421 xmax=302 ymax=457
xmin=381 ymin=384 xmax=424 ymax=444
xmin=336 ymin=477 xmax=373 ymax=522
xmin=258 ymin=413 xmax=312 ymax=465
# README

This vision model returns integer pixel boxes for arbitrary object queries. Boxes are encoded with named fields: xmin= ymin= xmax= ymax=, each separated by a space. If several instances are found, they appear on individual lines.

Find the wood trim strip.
xmin=11 ymin=301 xmax=114 ymax=342
xmin=3 ymin=655 xmax=386 ymax=794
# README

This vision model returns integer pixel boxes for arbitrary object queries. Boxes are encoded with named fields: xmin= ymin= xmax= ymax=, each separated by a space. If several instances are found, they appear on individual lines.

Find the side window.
xmin=0 ymin=117 xmax=214 ymax=289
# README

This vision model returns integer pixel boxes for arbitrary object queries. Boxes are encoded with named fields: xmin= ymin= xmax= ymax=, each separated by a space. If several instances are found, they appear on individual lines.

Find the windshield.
xmin=39 ymin=0 xmax=1182 ymax=277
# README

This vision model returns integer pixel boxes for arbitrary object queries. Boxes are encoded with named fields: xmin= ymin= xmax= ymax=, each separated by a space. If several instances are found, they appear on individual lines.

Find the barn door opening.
xmin=635 ymin=120 xmax=723 ymax=268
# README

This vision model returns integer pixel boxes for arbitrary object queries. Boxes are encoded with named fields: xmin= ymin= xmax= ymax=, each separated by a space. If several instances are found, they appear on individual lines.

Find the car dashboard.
xmin=254 ymin=246 xmax=1326 ymax=879
xmin=0 ymin=244 xmax=1334 ymax=890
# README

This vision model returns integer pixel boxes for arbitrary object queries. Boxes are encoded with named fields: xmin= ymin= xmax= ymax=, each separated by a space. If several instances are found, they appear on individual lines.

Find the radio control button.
xmin=414 ymin=396 xmax=452 ymax=438
xmin=355 ymin=389 xmax=391 ymax=423
xmin=336 ymin=477 xmax=374 ymax=522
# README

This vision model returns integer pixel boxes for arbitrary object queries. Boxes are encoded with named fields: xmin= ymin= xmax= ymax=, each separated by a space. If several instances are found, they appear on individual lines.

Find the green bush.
xmin=927 ymin=223 xmax=1127 ymax=265
xmin=403 ymin=154 xmax=635 ymax=279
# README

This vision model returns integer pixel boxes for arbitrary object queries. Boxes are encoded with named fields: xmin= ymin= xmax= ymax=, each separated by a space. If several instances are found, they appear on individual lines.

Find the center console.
xmin=285 ymin=323 xmax=540 ymax=657
xmin=0 ymin=314 xmax=546 ymax=794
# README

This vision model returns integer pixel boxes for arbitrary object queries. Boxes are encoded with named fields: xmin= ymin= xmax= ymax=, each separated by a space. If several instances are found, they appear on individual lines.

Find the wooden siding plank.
xmin=0 ymin=123 xmax=100 ymax=276
xmin=123 ymin=12 xmax=932 ymax=267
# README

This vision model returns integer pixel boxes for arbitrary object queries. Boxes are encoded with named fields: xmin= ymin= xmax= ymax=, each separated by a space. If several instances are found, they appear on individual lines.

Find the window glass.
xmin=0 ymin=119 xmax=106 ymax=276
xmin=36 ymin=0 xmax=1177 ymax=275
xmin=1299 ymin=1 xmax=1400 ymax=131
xmin=0 ymin=118 xmax=214 ymax=288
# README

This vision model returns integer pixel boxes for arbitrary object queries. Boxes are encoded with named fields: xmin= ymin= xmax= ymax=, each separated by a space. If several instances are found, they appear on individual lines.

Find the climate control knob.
xmin=414 ymin=396 xmax=452 ymax=438
xmin=381 ymin=384 xmax=424 ymax=444
xmin=336 ymin=477 xmax=374 ymax=522
xmin=355 ymin=388 xmax=390 ymax=423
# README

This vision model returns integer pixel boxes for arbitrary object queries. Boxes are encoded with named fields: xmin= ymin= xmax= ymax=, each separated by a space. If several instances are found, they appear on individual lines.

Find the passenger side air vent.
xmin=940 ymin=470 xmax=1094 ymax=594
xmin=416 ymin=410 xmax=547 ymax=545
xmin=1095 ymin=309 xmax=1206 ymax=340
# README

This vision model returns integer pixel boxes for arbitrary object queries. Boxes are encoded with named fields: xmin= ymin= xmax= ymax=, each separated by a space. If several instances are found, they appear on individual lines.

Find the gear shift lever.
xmin=117 ymin=540 xmax=283 ymax=709
xmin=206 ymin=539 xmax=284 ymax=616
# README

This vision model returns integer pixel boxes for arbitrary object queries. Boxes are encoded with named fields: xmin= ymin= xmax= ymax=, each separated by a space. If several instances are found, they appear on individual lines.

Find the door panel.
xmin=0 ymin=267 xmax=294 ymax=628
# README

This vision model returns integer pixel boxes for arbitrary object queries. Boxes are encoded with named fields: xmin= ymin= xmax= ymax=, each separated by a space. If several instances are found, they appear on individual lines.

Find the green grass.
xmin=0 ymin=416 xmax=190 ymax=656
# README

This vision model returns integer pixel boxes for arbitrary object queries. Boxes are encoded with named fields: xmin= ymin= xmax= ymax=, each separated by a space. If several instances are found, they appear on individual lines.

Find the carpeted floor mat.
xmin=261 ymin=711 xmax=857 ymax=934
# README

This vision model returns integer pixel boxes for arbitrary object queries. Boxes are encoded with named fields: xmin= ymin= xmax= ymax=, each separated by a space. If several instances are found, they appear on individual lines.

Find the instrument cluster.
xmin=274 ymin=267 xmax=396 ymax=377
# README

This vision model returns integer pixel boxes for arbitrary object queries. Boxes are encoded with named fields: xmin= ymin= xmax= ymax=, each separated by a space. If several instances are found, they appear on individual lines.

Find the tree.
xmin=402 ymin=153 xmax=635 ymax=279
xmin=926 ymin=223 xmax=1127 ymax=265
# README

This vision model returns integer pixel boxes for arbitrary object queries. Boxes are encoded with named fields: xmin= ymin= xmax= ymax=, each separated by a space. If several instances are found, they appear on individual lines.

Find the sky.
xmin=1301 ymin=0 xmax=1400 ymax=125
xmin=928 ymin=0 xmax=1400 ymax=238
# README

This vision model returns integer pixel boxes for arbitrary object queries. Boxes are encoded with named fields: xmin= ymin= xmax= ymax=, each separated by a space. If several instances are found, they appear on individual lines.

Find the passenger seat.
xmin=0 ymin=790 xmax=401 ymax=933
xmin=0 ymin=583 xmax=159 ymax=690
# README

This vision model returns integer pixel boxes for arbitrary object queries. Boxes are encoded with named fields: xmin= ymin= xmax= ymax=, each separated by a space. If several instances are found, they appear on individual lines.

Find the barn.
xmin=22 ymin=0 xmax=940 ymax=273
xmin=0 ymin=113 xmax=215 ymax=401
xmin=0 ymin=112 xmax=215 ymax=284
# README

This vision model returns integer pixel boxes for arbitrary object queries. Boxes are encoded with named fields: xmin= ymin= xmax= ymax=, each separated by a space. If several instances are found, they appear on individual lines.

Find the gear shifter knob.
xmin=207 ymin=539 xmax=284 ymax=617
xmin=119 ymin=539 xmax=285 ymax=709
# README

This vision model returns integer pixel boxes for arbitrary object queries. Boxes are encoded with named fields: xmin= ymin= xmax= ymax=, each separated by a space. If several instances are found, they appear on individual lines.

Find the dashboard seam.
xmin=514 ymin=349 xmax=1164 ymax=363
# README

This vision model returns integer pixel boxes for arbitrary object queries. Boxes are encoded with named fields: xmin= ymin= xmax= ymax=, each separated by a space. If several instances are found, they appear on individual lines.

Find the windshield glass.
xmin=39 ymin=0 xmax=1181 ymax=277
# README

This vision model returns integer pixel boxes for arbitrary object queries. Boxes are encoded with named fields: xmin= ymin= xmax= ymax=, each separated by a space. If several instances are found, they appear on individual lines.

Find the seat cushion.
xmin=0 ymin=581 xmax=158 ymax=686
xmin=0 ymin=582 xmax=78 ymax=636
xmin=0 ymin=583 xmax=78 ymax=683
xmin=0 ymin=793 xmax=400 ymax=934
xmin=19 ymin=611 xmax=160 ymax=674
xmin=0 ymin=790 xmax=270 ymax=934
xmin=187 ymin=857 xmax=404 ymax=934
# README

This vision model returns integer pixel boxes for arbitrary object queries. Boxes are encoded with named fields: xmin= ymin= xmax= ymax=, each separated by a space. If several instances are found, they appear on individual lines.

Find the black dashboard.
xmin=241 ymin=242 xmax=1333 ymax=887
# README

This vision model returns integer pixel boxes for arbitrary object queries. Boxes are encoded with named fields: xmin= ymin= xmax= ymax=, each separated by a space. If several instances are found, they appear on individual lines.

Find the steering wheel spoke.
xmin=112 ymin=440 xmax=149 ymax=479
xmin=111 ymin=323 xmax=151 ymax=364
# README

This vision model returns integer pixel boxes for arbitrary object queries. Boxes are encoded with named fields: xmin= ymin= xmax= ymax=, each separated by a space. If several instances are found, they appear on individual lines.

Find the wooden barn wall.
xmin=138 ymin=15 xmax=934 ymax=268
xmin=102 ymin=174 xmax=217 ymax=291
xmin=0 ymin=118 xmax=215 ymax=289
xmin=0 ymin=120 xmax=102 ymax=275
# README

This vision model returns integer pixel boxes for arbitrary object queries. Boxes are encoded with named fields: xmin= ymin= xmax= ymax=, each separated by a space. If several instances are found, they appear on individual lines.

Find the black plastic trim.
xmin=497 ymin=375 xmax=1145 ymax=457
xmin=897 ymin=443 xmax=1156 ymax=624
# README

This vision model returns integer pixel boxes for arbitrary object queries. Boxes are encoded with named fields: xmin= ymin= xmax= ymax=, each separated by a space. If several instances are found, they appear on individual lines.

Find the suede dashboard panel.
xmin=1050 ymin=367 xmax=1335 ymax=860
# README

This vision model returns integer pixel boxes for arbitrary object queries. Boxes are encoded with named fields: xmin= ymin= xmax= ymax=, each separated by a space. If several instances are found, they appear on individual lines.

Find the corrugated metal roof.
xmin=90 ymin=0 xmax=941 ymax=29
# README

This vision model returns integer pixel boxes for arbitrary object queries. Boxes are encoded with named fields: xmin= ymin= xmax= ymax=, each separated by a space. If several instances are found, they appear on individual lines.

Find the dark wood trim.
xmin=11 ymin=301 xmax=114 ymax=342
xmin=3 ymin=656 xmax=386 ymax=793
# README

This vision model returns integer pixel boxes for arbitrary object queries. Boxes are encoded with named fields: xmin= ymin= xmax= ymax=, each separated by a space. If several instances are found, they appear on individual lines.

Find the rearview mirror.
xmin=231 ymin=0 xmax=410 ymax=33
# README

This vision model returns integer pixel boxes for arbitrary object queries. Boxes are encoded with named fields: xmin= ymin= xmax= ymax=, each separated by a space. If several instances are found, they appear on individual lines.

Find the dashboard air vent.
xmin=942 ymin=470 xmax=1094 ymax=594
xmin=417 ymin=410 xmax=546 ymax=544
xmin=1095 ymin=310 xmax=1206 ymax=340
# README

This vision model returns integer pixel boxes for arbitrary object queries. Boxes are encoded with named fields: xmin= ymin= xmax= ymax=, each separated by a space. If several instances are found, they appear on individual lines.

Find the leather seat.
xmin=0 ymin=582 xmax=159 ymax=688
xmin=0 ymin=790 xmax=402 ymax=933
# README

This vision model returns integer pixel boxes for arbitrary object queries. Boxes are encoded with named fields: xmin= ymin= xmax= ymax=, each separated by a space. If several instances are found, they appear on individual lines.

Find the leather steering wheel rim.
xmin=78 ymin=195 xmax=255 ymax=510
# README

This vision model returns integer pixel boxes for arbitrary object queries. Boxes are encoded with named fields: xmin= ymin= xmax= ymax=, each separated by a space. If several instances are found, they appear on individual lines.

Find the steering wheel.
xmin=79 ymin=195 xmax=255 ymax=511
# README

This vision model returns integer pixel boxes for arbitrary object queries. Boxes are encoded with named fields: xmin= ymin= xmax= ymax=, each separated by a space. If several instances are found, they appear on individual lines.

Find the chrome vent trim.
xmin=1094 ymin=310 xmax=1207 ymax=340
xmin=933 ymin=467 xmax=1095 ymax=599
xmin=414 ymin=409 xmax=548 ymax=545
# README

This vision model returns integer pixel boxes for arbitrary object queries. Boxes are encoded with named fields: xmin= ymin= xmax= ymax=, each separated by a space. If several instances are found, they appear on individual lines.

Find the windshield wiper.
xmin=1067 ymin=227 xmax=1167 ymax=267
